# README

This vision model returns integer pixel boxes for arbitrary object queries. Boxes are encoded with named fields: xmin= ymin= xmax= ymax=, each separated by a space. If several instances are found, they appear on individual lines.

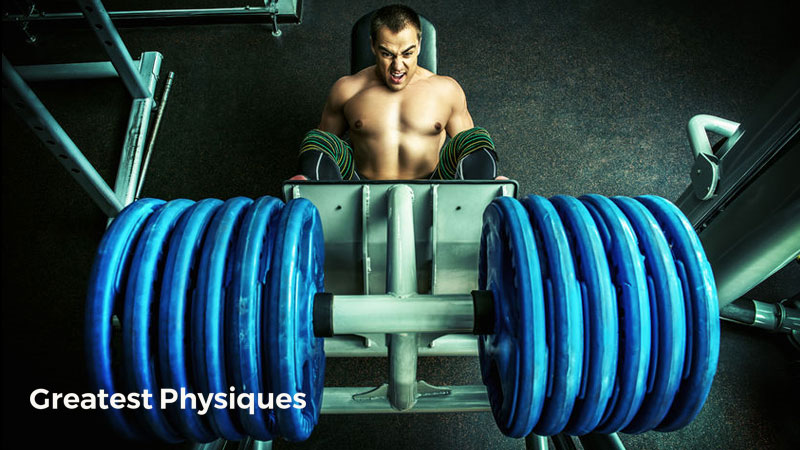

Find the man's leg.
xmin=298 ymin=129 xmax=359 ymax=180
xmin=433 ymin=127 xmax=498 ymax=180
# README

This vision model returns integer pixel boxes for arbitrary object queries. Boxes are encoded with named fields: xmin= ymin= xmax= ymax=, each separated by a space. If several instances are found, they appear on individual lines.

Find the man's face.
xmin=371 ymin=25 xmax=420 ymax=91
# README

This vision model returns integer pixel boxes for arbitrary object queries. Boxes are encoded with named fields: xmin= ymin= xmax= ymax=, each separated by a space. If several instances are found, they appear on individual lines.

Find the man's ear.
xmin=370 ymin=37 xmax=375 ymax=55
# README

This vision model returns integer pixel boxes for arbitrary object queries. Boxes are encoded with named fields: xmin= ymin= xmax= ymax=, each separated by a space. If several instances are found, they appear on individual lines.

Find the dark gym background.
xmin=2 ymin=0 xmax=798 ymax=449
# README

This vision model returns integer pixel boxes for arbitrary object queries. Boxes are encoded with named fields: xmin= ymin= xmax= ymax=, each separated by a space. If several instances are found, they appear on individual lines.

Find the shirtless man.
xmin=298 ymin=4 xmax=498 ymax=180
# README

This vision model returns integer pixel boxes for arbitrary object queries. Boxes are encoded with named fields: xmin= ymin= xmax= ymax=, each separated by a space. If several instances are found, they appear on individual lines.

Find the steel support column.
xmin=2 ymin=55 xmax=123 ymax=216
xmin=386 ymin=185 xmax=420 ymax=411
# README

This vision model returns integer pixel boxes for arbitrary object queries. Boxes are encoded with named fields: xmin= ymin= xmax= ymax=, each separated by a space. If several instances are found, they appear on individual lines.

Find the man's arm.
xmin=318 ymin=76 xmax=352 ymax=136
xmin=444 ymin=77 xmax=475 ymax=136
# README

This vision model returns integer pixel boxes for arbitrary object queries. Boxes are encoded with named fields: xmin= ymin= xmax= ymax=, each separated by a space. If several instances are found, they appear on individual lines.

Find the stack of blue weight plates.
xmin=478 ymin=194 xmax=719 ymax=437
xmin=85 ymin=196 xmax=326 ymax=443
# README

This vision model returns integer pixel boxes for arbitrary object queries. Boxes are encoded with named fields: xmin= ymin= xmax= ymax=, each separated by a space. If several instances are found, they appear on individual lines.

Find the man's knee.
xmin=451 ymin=126 xmax=496 ymax=152
xmin=456 ymin=147 xmax=498 ymax=180
xmin=451 ymin=127 xmax=497 ymax=179
xmin=298 ymin=148 xmax=344 ymax=181
xmin=300 ymin=129 xmax=339 ymax=156
xmin=298 ymin=129 xmax=355 ymax=180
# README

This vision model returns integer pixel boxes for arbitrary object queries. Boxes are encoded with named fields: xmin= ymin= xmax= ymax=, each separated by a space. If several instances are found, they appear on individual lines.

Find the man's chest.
xmin=344 ymin=86 xmax=450 ymax=135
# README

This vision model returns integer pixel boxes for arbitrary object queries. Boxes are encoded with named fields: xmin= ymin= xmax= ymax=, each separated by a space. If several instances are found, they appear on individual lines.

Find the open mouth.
xmin=389 ymin=72 xmax=406 ymax=84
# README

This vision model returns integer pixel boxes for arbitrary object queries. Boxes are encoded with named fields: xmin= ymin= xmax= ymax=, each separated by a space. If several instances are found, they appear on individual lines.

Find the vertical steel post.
xmin=386 ymin=185 xmax=419 ymax=410
xmin=2 ymin=55 xmax=123 ymax=217
xmin=362 ymin=185 xmax=371 ymax=293
xmin=135 ymin=71 xmax=175 ymax=200
xmin=77 ymin=0 xmax=151 ymax=99
xmin=387 ymin=185 xmax=418 ymax=295
xmin=387 ymin=332 xmax=419 ymax=410
xmin=114 ymin=51 xmax=162 ymax=206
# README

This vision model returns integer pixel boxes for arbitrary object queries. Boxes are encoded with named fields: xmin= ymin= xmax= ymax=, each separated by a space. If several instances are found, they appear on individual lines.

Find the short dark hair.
xmin=370 ymin=4 xmax=421 ymax=41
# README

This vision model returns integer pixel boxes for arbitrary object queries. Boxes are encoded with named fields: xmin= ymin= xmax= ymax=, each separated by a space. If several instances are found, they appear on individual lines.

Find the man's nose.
xmin=391 ymin=59 xmax=403 ymax=70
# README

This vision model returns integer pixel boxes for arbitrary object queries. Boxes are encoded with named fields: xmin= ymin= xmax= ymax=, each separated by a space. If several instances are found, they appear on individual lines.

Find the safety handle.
xmin=686 ymin=114 xmax=740 ymax=201
xmin=687 ymin=114 xmax=740 ymax=159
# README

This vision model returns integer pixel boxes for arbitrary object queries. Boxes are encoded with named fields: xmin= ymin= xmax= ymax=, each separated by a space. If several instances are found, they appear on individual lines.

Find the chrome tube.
xmin=386 ymin=185 xmax=419 ymax=411
xmin=113 ymin=52 xmax=162 ymax=206
xmin=331 ymin=294 xmax=474 ymax=334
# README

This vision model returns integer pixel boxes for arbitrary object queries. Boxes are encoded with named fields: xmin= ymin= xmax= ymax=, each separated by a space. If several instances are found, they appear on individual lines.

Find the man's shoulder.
xmin=424 ymin=73 xmax=466 ymax=100
xmin=331 ymin=67 xmax=377 ymax=98
xmin=417 ymin=70 xmax=462 ymax=90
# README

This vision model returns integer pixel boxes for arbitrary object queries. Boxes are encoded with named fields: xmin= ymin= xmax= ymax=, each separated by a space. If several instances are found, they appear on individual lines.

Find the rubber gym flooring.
xmin=2 ymin=0 xmax=798 ymax=449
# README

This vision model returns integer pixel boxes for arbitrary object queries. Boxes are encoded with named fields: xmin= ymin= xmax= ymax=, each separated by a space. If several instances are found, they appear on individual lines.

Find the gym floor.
xmin=2 ymin=0 xmax=798 ymax=449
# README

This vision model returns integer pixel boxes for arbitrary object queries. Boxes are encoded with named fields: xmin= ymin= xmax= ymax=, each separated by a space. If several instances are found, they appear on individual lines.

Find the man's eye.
xmin=382 ymin=52 xmax=391 ymax=57
xmin=403 ymin=53 xmax=413 ymax=57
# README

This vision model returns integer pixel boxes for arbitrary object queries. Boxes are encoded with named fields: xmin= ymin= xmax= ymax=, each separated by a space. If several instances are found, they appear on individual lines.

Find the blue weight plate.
xmin=551 ymin=196 xmax=618 ymax=436
xmin=86 ymin=198 xmax=164 ymax=440
xmin=193 ymin=197 xmax=253 ymax=440
xmin=478 ymin=196 xmax=546 ymax=438
xmin=580 ymin=195 xmax=651 ymax=434
xmin=228 ymin=196 xmax=283 ymax=441
xmin=522 ymin=195 xmax=583 ymax=436
xmin=268 ymin=198 xmax=326 ymax=442
xmin=613 ymin=197 xmax=686 ymax=434
xmin=123 ymin=199 xmax=194 ymax=443
xmin=158 ymin=198 xmax=223 ymax=443
xmin=636 ymin=196 xmax=720 ymax=432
